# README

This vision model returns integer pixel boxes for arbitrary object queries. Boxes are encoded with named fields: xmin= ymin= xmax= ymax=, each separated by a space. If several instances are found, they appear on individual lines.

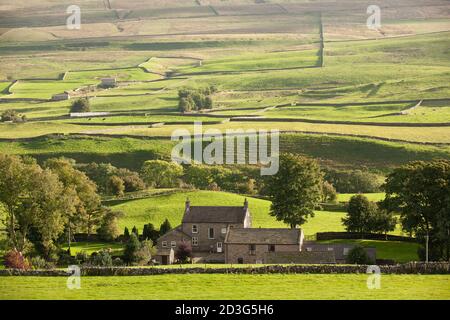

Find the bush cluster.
xmin=70 ymin=98 xmax=91 ymax=113
xmin=178 ymin=86 xmax=217 ymax=112
xmin=1 ymin=110 xmax=27 ymax=123
xmin=79 ymin=162 xmax=146 ymax=196
xmin=324 ymin=168 xmax=382 ymax=193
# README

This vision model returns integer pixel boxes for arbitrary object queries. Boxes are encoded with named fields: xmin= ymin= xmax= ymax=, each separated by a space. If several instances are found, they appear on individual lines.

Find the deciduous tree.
xmin=141 ymin=160 xmax=183 ymax=188
xmin=383 ymin=160 xmax=450 ymax=261
xmin=265 ymin=153 xmax=323 ymax=228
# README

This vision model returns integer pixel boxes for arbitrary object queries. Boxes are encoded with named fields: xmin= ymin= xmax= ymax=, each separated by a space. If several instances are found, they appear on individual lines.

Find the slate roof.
xmin=225 ymin=228 xmax=302 ymax=245
xmin=182 ymin=206 xmax=247 ymax=224
xmin=158 ymin=225 xmax=191 ymax=241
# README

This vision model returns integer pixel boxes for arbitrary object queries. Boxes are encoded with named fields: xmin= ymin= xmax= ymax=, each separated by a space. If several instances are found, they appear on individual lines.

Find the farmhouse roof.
xmin=182 ymin=206 xmax=248 ymax=224
xmin=158 ymin=225 xmax=191 ymax=241
xmin=225 ymin=228 xmax=302 ymax=245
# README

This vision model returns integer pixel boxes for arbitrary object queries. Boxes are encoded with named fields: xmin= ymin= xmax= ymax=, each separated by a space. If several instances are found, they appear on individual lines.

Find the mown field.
xmin=1 ymin=274 xmax=449 ymax=300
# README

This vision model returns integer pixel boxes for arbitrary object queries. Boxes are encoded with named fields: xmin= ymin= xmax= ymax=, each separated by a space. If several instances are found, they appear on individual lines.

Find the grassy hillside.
xmin=110 ymin=190 xmax=407 ymax=237
xmin=1 ymin=134 xmax=449 ymax=172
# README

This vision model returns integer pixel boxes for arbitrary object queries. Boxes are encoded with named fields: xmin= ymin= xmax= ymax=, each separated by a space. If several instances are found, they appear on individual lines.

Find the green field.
xmin=318 ymin=240 xmax=419 ymax=263
xmin=61 ymin=242 xmax=124 ymax=256
xmin=1 ymin=133 xmax=449 ymax=173
xmin=1 ymin=274 xmax=449 ymax=300
xmin=0 ymin=0 xmax=449 ymax=300
xmin=337 ymin=193 xmax=386 ymax=202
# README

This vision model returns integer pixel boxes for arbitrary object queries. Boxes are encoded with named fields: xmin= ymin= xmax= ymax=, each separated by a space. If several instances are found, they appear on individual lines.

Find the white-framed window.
xmin=162 ymin=241 xmax=168 ymax=248
xmin=221 ymin=227 xmax=227 ymax=234
xmin=327 ymin=247 xmax=334 ymax=251
xmin=306 ymin=247 xmax=312 ymax=252
xmin=208 ymin=228 xmax=215 ymax=239
xmin=192 ymin=237 xmax=198 ymax=246
xmin=343 ymin=248 xmax=350 ymax=256
xmin=171 ymin=241 xmax=177 ymax=248
xmin=192 ymin=224 xmax=198 ymax=234
xmin=256 ymin=260 xmax=263 ymax=264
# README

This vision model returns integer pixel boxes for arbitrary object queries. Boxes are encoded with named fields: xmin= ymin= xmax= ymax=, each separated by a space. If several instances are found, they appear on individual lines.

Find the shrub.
xmin=142 ymin=223 xmax=159 ymax=244
xmin=97 ymin=210 xmax=122 ymax=241
xmin=134 ymin=240 xmax=155 ymax=266
xmin=132 ymin=226 xmax=139 ymax=237
xmin=342 ymin=195 xmax=379 ymax=236
xmin=141 ymin=160 xmax=183 ymax=188
xmin=177 ymin=87 xmax=216 ymax=112
xmin=1 ymin=110 xmax=26 ymax=123
xmin=159 ymin=219 xmax=172 ymax=236
xmin=58 ymin=250 xmax=76 ymax=266
xmin=31 ymin=256 xmax=51 ymax=270
xmin=346 ymin=246 xmax=373 ymax=264
xmin=75 ymin=251 xmax=89 ymax=264
xmin=79 ymin=163 xmax=145 ymax=195
xmin=115 ymin=168 xmax=146 ymax=192
xmin=3 ymin=250 xmax=31 ymax=270
xmin=322 ymin=181 xmax=337 ymax=203
xmin=123 ymin=233 xmax=140 ymax=264
xmin=107 ymin=175 xmax=125 ymax=197
xmin=113 ymin=257 xmax=124 ymax=266
xmin=123 ymin=227 xmax=130 ymax=241
xmin=90 ymin=250 xmax=113 ymax=267
xmin=179 ymin=97 xmax=194 ymax=112
xmin=324 ymin=169 xmax=382 ymax=193
xmin=175 ymin=241 xmax=192 ymax=263
xmin=70 ymin=98 xmax=91 ymax=113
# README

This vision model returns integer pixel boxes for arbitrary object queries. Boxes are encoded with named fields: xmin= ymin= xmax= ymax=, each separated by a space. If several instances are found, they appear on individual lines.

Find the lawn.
xmin=61 ymin=242 xmax=124 ymax=255
xmin=1 ymin=274 xmax=449 ymax=300
xmin=318 ymin=240 xmax=420 ymax=263
xmin=337 ymin=193 xmax=386 ymax=202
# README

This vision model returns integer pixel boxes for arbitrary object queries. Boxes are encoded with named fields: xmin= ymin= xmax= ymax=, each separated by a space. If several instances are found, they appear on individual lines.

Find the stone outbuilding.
xmin=224 ymin=228 xmax=304 ymax=264
xmin=100 ymin=78 xmax=117 ymax=88
xmin=52 ymin=92 xmax=70 ymax=101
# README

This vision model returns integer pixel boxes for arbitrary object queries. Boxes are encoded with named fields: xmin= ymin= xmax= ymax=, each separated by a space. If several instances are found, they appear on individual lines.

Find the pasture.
xmin=1 ymin=274 xmax=449 ymax=300
xmin=0 ymin=0 xmax=448 ymax=301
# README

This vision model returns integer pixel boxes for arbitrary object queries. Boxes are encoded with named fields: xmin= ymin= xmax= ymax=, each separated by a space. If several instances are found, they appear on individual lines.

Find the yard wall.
xmin=1 ymin=262 xmax=449 ymax=276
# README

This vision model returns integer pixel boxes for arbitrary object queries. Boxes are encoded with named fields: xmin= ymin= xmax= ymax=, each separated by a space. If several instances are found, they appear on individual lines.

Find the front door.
xmin=217 ymin=242 xmax=223 ymax=253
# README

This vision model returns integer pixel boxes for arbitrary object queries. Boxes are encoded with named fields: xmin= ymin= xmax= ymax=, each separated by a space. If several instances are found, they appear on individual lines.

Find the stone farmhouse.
xmin=154 ymin=199 xmax=376 ymax=265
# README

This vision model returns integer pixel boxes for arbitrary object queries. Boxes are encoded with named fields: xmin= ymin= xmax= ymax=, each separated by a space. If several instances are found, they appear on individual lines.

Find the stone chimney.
xmin=185 ymin=197 xmax=191 ymax=212
xmin=244 ymin=198 xmax=248 ymax=210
